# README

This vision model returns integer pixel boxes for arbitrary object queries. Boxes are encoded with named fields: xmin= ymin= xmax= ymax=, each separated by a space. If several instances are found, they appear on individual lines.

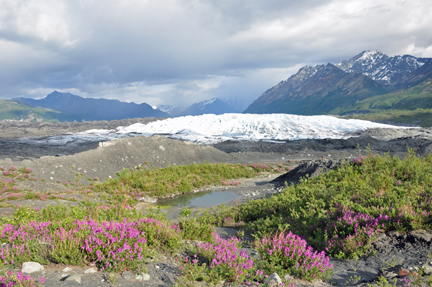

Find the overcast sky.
xmin=1 ymin=0 xmax=431 ymax=109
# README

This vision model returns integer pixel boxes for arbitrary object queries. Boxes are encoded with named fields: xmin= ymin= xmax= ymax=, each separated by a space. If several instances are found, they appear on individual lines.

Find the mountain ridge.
xmin=244 ymin=63 xmax=386 ymax=114
xmin=244 ymin=50 xmax=432 ymax=121
xmin=14 ymin=91 xmax=169 ymax=121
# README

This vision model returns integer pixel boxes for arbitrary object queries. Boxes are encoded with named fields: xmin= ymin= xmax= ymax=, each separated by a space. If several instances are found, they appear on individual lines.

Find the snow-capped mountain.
xmin=177 ymin=98 xmax=238 ymax=116
xmin=244 ymin=63 xmax=385 ymax=114
xmin=336 ymin=50 xmax=429 ymax=90
xmin=244 ymin=50 xmax=432 ymax=115
xmin=22 ymin=113 xmax=405 ymax=146
xmin=162 ymin=98 xmax=241 ymax=117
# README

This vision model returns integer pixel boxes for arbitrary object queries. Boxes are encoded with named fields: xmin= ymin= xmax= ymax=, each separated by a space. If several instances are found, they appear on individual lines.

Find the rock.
xmin=422 ymin=264 xmax=432 ymax=275
xmin=409 ymin=230 xmax=432 ymax=243
xmin=22 ymin=262 xmax=44 ymax=274
xmin=271 ymin=159 xmax=343 ymax=186
xmin=382 ymin=270 xmax=397 ymax=278
xmin=138 ymin=196 xmax=157 ymax=203
xmin=135 ymin=273 xmax=150 ymax=281
xmin=398 ymin=268 xmax=410 ymax=277
xmin=122 ymin=271 xmax=133 ymax=280
xmin=65 ymin=274 xmax=82 ymax=284
xmin=265 ymin=273 xmax=283 ymax=287
xmin=62 ymin=267 xmax=72 ymax=272
xmin=142 ymin=273 xmax=151 ymax=281
xmin=284 ymin=274 xmax=293 ymax=281
xmin=84 ymin=267 xmax=98 ymax=274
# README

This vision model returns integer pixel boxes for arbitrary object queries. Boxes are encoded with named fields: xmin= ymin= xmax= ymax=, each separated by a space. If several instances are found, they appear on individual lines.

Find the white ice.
xmin=20 ymin=113 xmax=407 ymax=146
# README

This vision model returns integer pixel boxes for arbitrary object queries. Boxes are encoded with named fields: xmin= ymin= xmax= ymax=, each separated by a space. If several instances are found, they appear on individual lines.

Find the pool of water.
xmin=157 ymin=190 xmax=242 ymax=208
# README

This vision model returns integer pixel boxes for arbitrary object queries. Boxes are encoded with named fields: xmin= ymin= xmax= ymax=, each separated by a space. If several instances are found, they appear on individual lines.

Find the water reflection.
xmin=157 ymin=190 xmax=241 ymax=207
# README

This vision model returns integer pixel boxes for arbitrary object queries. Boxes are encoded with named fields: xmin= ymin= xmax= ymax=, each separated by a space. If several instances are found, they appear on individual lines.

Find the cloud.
xmin=0 ymin=0 xmax=431 ymax=108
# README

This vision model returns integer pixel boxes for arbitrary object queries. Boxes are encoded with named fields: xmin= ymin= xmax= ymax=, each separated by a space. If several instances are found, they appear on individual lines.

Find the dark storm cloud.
xmin=0 ymin=0 xmax=431 ymax=107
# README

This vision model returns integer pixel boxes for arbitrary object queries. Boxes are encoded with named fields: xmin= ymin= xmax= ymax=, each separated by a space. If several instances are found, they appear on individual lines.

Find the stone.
xmin=22 ymin=262 xmax=44 ymax=274
xmin=138 ymin=196 xmax=157 ymax=203
xmin=422 ymin=264 xmax=432 ymax=275
xmin=410 ymin=230 xmax=432 ymax=243
xmin=84 ymin=267 xmax=98 ymax=274
xmin=398 ymin=268 xmax=410 ymax=277
xmin=265 ymin=273 xmax=283 ymax=287
xmin=62 ymin=267 xmax=72 ymax=272
xmin=284 ymin=274 xmax=293 ymax=281
xmin=65 ymin=274 xmax=82 ymax=284
xmin=141 ymin=273 xmax=151 ymax=281
xmin=382 ymin=270 xmax=397 ymax=278
xmin=122 ymin=271 xmax=133 ymax=280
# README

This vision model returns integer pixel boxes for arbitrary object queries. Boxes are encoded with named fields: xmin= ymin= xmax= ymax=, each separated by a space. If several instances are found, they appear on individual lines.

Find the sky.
xmin=1 ymin=0 xmax=431 ymax=110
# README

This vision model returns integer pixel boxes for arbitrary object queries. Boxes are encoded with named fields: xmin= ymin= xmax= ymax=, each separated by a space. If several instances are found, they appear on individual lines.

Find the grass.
xmin=90 ymin=162 xmax=283 ymax=203
xmin=0 ymin=100 xmax=77 ymax=122
xmin=204 ymin=149 xmax=432 ymax=260
xmin=2 ymin=155 xmax=432 ymax=286
xmin=341 ymin=108 xmax=432 ymax=127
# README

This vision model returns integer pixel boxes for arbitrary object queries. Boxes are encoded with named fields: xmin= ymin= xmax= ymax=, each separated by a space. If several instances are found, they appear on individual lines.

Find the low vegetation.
xmin=90 ymin=162 xmax=284 ymax=200
xmin=1 ymin=154 xmax=432 ymax=286
xmin=0 ymin=100 xmax=76 ymax=122
xmin=341 ymin=108 xmax=432 ymax=127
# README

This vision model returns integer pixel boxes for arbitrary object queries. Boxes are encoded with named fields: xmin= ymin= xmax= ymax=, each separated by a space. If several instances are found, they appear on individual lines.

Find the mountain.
xmin=388 ymin=60 xmax=432 ymax=91
xmin=159 ymin=98 xmax=241 ymax=117
xmin=244 ymin=63 xmax=386 ymax=115
xmin=336 ymin=50 xmax=429 ymax=91
xmin=178 ymin=98 xmax=238 ymax=116
xmin=244 ymin=50 xmax=432 ymax=118
xmin=14 ymin=91 xmax=169 ymax=121
xmin=349 ymin=69 xmax=432 ymax=111
xmin=0 ymin=100 xmax=78 ymax=122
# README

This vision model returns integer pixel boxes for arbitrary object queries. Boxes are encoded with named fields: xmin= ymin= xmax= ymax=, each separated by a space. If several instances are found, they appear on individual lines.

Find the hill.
xmin=0 ymin=100 xmax=78 ymax=122
xmin=14 ymin=91 xmax=169 ymax=121
xmin=341 ymin=70 xmax=432 ymax=126
xmin=244 ymin=63 xmax=386 ymax=115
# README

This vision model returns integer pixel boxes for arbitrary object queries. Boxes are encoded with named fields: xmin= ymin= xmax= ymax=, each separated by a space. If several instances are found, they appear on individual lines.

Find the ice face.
xmin=19 ymin=113 xmax=407 ymax=146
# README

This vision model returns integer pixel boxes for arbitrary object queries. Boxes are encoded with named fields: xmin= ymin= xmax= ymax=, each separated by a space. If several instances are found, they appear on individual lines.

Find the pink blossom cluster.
xmin=256 ymin=231 xmax=333 ymax=281
xmin=0 ymin=270 xmax=43 ymax=287
xmin=0 ymin=217 xmax=182 ymax=272
xmin=192 ymin=233 xmax=253 ymax=282
xmin=220 ymin=180 xmax=241 ymax=186
xmin=353 ymin=156 xmax=369 ymax=165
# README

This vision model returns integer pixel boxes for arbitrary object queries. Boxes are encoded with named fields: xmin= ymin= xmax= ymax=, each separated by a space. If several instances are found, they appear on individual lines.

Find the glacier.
xmin=22 ymin=113 xmax=408 ymax=146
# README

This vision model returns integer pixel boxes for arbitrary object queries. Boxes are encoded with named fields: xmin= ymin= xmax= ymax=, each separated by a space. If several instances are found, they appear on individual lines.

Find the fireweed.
xmin=180 ymin=233 xmax=253 ymax=284
xmin=208 ymin=150 xmax=432 ymax=259
xmin=0 ymin=270 xmax=43 ymax=287
xmin=0 ymin=217 xmax=182 ymax=272
xmin=256 ymin=231 xmax=333 ymax=282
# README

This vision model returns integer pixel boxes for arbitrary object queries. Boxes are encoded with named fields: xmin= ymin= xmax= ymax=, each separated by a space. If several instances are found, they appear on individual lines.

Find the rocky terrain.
xmin=1 ymin=120 xmax=432 ymax=286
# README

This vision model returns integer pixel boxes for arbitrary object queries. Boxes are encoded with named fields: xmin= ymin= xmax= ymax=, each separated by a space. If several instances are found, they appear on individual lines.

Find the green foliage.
xmin=179 ymin=217 xmax=215 ymax=242
xmin=222 ymin=149 xmax=432 ymax=259
xmin=91 ymin=162 xmax=280 ymax=199
xmin=0 ymin=100 xmax=78 ymax=122
xmin=341 ymin=108 xmax=432 ymax=127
